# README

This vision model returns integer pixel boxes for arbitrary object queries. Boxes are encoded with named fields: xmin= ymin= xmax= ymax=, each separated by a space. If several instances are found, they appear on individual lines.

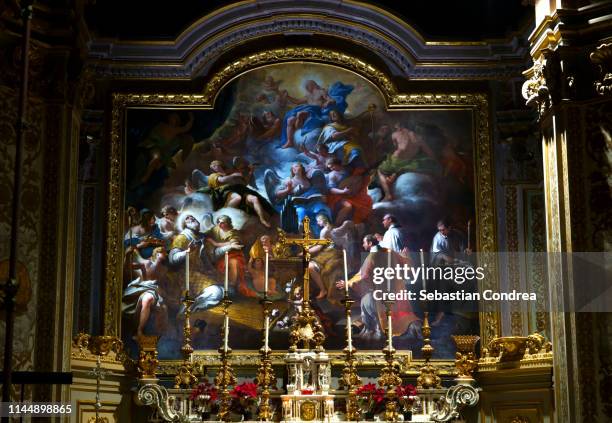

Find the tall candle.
xmin=224 ymin=314 xmax=229 ymax=352
xmin=387 ymin=248 xmax=391 ymax=292
xmin=264 ymin=251 xmax=269 ymax=296
xmin=347 ymin=313 xmax=353 ymax=350
xmin=185 ymin=249 xmax=190 ymax=292
xmin=388 ymin=312 xmax=393 ymax=349
xmin=264 ymin=315 xmax=270 ymax=350
xmin=224 ymin=251 xmax=229 ymax=293
xmin=343 ymin=249 xmax=349 ymax=294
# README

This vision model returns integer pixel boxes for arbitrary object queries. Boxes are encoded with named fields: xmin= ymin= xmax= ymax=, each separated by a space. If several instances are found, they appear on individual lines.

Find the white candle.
xmin=265 ymin=251 xmax=269 ymax=295
xmin=343 ymin=249 xmax=349 ymax=294
xmin=388 ymin=313 xmax=393 ymax=348
xmin=224 ymin=314 xmax=229 ymax=352
xmin=224 ymin=251 xmax=229 ymax=293
xmin=264 ymin=315 xmax=270 ymax=350
xmin=185 ymin=249 xmax=190 ymax=292
xmin=347 ymin=313 xmax=353 ymax=350
xmin=387 ymin=249 xmax=391 ymax=292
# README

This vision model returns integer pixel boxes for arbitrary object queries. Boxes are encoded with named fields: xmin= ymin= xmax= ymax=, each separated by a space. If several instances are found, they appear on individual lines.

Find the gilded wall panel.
xmin=0 ymin=85 xmax=44 ymax=400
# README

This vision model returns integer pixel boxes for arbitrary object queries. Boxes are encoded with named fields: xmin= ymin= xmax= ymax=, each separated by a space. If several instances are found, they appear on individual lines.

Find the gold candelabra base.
xmin=174 ymin=295 xmax=197 ymax=389
xmin=257 ymin=299 xmax=275 ymax=421
xmin=417 ymin=311 xmax=441 ymax=389
xmin=379 ymin=346 xmax=402 ymax=422
xmin=215 ymin=297 xmax=236 ymax=422
xmin=341 ymin=298 xmax=362 ymax=421
xmin=378 ymin=301 xmax=402 ymax=422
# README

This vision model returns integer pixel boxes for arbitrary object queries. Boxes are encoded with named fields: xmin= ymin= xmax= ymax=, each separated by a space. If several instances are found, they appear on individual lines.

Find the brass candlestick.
xmin=215 ymin=297 xmax=236 ymax=422
xmin=340 ymin=296 xmax=362 ymax=421
xmin=378 ymin=300 xmax=402 ymax=422
xmin=417 ymin=311 xmax=441 ymax=389
xmin=174 ymin=292 xmax=198 ymax=388
xmin=256 ymin=298 xmax=275 ymax=421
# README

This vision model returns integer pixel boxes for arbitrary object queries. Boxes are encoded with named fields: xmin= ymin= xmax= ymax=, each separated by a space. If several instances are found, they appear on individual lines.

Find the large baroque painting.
xmin=118 ymin=63 xmax=480 ymax=359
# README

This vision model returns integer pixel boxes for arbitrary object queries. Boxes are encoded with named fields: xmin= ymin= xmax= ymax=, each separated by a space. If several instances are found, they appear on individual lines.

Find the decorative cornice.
xmin=590 ymin=42 xmax=612 ymax=96
xmin=71 ymin=333 xmax=135 ymax=371
xmin=478 ymin=333 xmax=553 ymax=372
xmin=521 ymin=54 xmax=554 ymax=118
xmin=87 ymin=0 xmax=530 ymax=81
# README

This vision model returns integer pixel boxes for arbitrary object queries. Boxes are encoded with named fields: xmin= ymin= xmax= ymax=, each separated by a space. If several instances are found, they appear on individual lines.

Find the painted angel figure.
xmin=308 ymin=213 xmax=359 ymax=302
xmin=324 ymin=158 xmax=372 ymax=226
xmin=189 ymin=160 xmax=276 ymax=228
xmin=263 ymin=162 xmax=331 ymax=236
xmin=122 ymin=246 xmax=169 ymax=339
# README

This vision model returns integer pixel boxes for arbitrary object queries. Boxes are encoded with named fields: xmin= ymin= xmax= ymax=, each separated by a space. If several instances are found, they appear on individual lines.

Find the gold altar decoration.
xmin=340 ymin=296 xmax=362 ymax=421
xmin=105 ymin=48 xmax=499 ymax=366
xmin=377 ymin=300 xmax=402 ymax=422
xmin=90 ymin=335 xmax=123 ymax=357
xmin=256 ymin=297 xmax=275 ymax=421
xmin=479 ymin=333 xmax=553 ymax=371
xmin=417 ymin=312 xmax=442 ymax=389
xmin=279 ymin=216 xmax=331 ymax=352
xmin=452 ymin=335 xmax=479 ymax=380
xmin=137 ymin=335 xmax=160 ymax=380
xmin=174 ymin=293 xmax=198 ymax=389
xmin=71 ymin=333 xmax=134 ymax=370
xmin=214 ymin=296 xmax=237 ymax=422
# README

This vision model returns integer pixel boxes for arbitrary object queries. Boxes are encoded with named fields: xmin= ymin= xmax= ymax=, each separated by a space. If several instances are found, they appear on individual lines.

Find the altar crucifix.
xmin=279 ymin=216 xmax=332 ymax=352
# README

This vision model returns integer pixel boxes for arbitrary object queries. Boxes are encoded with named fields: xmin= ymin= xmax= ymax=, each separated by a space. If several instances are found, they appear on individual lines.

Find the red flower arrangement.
xmin=355 ymin=383 xmax=386 ymax=415
xmin=230 ymin=381 xmax=259 ymax=416
xmin=396 ymin=384 xmax=418 ymax=415
xmin=395 ymin=384 xmax=417 ymax=399
xmin=189 ymin=382 xmax=218 ymax=402
xmin=230 ymin=381 xmax=258 ymax=399
xmin=301 ymin=389 xmax=314 ymax=395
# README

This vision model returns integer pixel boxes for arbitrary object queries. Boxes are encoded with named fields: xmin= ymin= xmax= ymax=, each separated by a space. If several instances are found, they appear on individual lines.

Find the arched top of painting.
xmin=203 ymin=49 xmax=397 ymax=109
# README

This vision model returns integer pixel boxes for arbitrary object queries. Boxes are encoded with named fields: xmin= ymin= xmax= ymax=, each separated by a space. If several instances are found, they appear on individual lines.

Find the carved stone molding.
xmin=136 ymin=384 xmax=188 ymax=423
xmin=522 ymin=57 xmax=551 ymax=118
xmin=590 ymin=42 xmax=612 ymax=96
xmin=87 ymin=0 xmax=530 ymax=81
xmin=429 ymin=384 xmax=480 ymax=422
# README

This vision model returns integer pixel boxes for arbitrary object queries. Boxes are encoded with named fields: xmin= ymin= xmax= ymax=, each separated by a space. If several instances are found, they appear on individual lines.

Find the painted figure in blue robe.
xmin=318 ymin=109 xmax=367 ymax=171
xmin=280 ymin=80 xmax=353 ymax=149
xmin=123 ymin=209 xmax=165 ymax=259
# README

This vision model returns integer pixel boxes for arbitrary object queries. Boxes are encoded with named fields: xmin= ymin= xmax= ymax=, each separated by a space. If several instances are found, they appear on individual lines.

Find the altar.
xmin=281 ymin=350 xmax=334 ymax=422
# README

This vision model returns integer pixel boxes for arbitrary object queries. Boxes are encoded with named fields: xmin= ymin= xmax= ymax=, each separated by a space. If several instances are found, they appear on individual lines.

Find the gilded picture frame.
xmin=105 ymin=48 xmax=499 ymax=369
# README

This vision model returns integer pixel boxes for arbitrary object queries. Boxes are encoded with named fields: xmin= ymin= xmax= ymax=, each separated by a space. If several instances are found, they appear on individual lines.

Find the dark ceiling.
xmin=86 ymin=0 xmax=533 ymax=41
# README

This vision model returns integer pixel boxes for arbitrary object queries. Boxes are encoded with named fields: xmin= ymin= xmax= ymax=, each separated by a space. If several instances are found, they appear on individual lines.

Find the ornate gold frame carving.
xmin=105 ymin=47 xmax=499 ymax=365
